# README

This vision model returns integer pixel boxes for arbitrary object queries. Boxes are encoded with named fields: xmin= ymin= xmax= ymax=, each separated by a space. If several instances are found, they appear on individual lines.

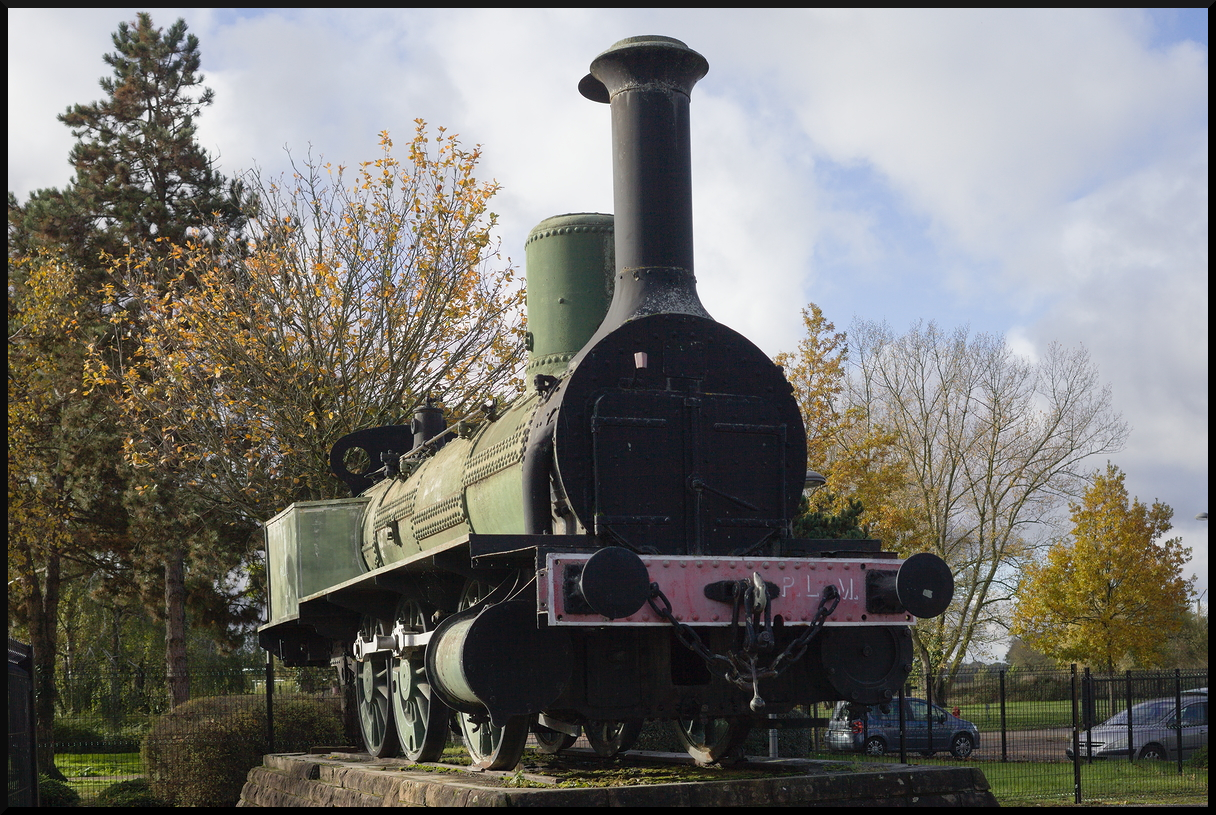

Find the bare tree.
xmin=845 ymin=320 xmax=1128 ymax=700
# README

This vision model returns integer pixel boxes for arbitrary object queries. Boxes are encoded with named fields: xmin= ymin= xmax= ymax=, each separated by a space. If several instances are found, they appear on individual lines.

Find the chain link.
xmin=646 ymin=580 xmax=841 ymax=708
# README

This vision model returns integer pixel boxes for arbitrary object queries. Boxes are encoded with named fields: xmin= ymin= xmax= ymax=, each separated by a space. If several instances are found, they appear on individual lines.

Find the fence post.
xmin=1082 ymin=666 xmax=1094 ymax=763
xmin=811 ymin=701 xmax=819 ymax=753
xmin=998 ymin=668 xmax=1007 ymax=762
xmin=898 ymin=684 xmax=907 ymax=764
xmin=1070 ymin=663 xmax=1081 ymax=804
xmin=266 ymin=650 xmax=275 ymax=754
xmin=926 ymin=666 xmax=934 ymax=756
xmin=1174 ymin=668 xmax=1183 ymax=773
xmin=1126 ymin=670 xmax=1133 ymax=765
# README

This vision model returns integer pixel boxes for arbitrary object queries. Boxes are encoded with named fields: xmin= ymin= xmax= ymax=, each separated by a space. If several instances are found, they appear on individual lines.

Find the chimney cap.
xmin=579 ymin=35 xmax=708 ymax=104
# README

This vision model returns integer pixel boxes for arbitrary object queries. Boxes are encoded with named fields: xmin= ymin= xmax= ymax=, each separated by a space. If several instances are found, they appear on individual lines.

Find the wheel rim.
xmin=952 ymin=735 xmax=972 ymax=758
xmin=585 ymin=720 xmax=642 ymax=757
xmin=356 ymin=616 xmax=398 ymax=757
xmin=533 ymin=720 xmax=578 ymax=754
xmin=391 ymin=599 xmax=448 ymax=762
xmin=454 ymin=578 xmax=530 ymax=770
xmin=674 ymin=716 xmax=752 ymax=765
xmin=865 ymin=738 xmax=885 ymax=756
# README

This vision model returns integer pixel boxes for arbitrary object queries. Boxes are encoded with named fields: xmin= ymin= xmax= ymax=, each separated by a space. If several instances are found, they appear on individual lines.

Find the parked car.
xmin=826 ymin=698 xmax=980 ymax=758
xmin=1067 ymin=691 xmax=1207 ymax=761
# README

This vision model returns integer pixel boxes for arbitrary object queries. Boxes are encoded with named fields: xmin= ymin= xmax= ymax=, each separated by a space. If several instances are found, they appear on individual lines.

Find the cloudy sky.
xmin=9 ymin=9 xmax=1208 ymax=612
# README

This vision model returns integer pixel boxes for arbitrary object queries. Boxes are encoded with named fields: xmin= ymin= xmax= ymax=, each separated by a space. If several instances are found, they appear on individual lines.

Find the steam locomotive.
xmin=258 ymin=35 xmax=954 ymax=770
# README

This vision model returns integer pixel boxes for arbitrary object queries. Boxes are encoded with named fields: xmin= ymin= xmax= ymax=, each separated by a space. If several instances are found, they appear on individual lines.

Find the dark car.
xmin=1067 ymin=691 xmax=1207 ymax=761
xmin=826 ymin=698 xmax=980 ymax=758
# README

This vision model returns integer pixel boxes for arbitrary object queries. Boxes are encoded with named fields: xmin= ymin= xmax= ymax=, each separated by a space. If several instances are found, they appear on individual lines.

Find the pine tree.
xmin=9 ymin=13 xmax=251 ymax=714
xmin=59 ymin=12 xmax=244 ymax=265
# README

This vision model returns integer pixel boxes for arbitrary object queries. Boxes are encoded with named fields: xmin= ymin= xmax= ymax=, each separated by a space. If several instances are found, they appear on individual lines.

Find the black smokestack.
xmin=579 ymin=35 xmax=711 ymax=329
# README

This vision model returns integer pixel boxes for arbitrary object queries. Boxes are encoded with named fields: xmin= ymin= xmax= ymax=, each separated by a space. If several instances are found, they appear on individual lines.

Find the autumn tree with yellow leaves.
xmin=8 ymin=250 xmax=126 ymax=774
xmin=781 ymin=314 xmax=1130 ymax=703
xmin=92 ymin=123 xmax=526 ymax=523
xmin=775 ymin=304 xmax=910 ymax=542
xmin=1011 ymin=463 xmax=1193 ymax=672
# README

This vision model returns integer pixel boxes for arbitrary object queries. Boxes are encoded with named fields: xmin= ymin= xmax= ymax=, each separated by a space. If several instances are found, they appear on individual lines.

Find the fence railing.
xmin=44 ymin=663 xmax=337 ymax=804
xmin=8 ymin=638 xmax=39 ymax=808
xmin=787 ymin=665 xmax=1207 ymax=805
xmin=39 ymin=661 xmax=1208 ymax=806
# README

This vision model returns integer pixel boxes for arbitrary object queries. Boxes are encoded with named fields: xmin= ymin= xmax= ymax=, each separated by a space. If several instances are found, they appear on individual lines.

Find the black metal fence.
xmin=40 ymin=660 xmax=1208 ymax=806
xmin=46 ymin=661 xmax=340 ymax=804
xmin=8 ymin=638 xmax=39 ymax=808
xmin=786 ymin=665 xmax=1208 ymax=805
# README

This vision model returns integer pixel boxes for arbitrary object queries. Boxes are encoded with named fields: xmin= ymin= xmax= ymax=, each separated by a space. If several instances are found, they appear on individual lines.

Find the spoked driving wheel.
xmin=453 ymin=578 xmax=530 ymax=770
xmin=585 ymin=720 xmax=643 ymax=757
xmin=391 ymin=598 xmax=448 ymax=763
xmin=673 ymin=716 xmax=753 ymax=765
xmin=356 ymin=615 xmax=399 ymax=757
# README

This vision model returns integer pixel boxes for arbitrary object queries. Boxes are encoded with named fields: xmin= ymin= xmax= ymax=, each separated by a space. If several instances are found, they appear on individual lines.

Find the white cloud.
xmin=8 ymin=8 xmax=1207 ymax=602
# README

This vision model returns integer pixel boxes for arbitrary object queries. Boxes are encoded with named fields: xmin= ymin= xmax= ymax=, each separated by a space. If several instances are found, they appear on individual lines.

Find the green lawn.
xmin=955 ymin=697 xmax=1178 ymax=733
xmin=810 ymin=750 xmax=1207 ymax=805
xmin=955 ymin=699 xmax=1075 ymax=731
xmin=56 ymin=752 xmax=144 ymax=803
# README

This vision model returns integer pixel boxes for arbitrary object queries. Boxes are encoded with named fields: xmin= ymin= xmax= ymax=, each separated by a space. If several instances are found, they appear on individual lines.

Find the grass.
xmin=954 ymin=697 xmax=1188 ymax=733
xmin=55 ymin=751 xmax=144 ymax=803
xmin=809 ymin=749 xmax=1208 ymax=806
xmin=396 ymin=745 xmax=821 ymax=789
xmin=955 ymin=699 xmax=1075 ymax=731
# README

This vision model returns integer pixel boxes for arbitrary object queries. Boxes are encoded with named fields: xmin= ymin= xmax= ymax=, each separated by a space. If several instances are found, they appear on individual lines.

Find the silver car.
xmin=1068 ymin=691 xmax=1208 ymax=760
xmin=826 ymin=698 xmax=981 ymax=758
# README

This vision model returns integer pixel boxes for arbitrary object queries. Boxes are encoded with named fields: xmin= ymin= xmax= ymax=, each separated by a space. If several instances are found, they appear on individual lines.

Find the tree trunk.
xmin=25 ymin=548 xmax=65 ymax=780
xmin=164 ymin=548 xmax=190 ymax=707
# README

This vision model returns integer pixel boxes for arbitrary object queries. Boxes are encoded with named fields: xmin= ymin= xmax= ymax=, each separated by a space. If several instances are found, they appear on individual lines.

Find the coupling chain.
xmin=646 ymin=580 xmax=841 ymax=709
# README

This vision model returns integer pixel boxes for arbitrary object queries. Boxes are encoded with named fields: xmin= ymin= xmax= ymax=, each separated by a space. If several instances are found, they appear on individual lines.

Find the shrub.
xmin=53 ymin=720 xmax=105 ymax=754
xmin=38 ymin=774 xmax=81 ymax=807
xmin=1185 ymin=744 xmax=1207 ymax=769
xmin=53 ymin=718 xmax=142 ymax=754
xmin=633 ymin=719 xmax=683 ymax=752
xmin=142 ymin=694 xmax=343 ymax=807
xmin=95 ymin=778 xmax=164 ymax=807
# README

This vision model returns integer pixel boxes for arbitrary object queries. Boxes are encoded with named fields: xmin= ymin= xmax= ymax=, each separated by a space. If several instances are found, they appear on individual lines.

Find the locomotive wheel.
xmin=533 ymin=720 xmax=578 ymax=754
xmin=585 ymin=720 xmax=642 ymax=757
xmin=391 ymin=598 xmax=448 ymax=763
xmin=673 ymin=716 xmax=752 ymax=765
xmin=454 ymin=578 xmax=530 ymax=770
xmin=356 ymin=616 xmax=399 ymax=757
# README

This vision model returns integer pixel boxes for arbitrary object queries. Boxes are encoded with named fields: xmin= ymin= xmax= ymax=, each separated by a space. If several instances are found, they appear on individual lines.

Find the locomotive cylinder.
xmin=426 ymin=601 xmax=573 ymax=727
